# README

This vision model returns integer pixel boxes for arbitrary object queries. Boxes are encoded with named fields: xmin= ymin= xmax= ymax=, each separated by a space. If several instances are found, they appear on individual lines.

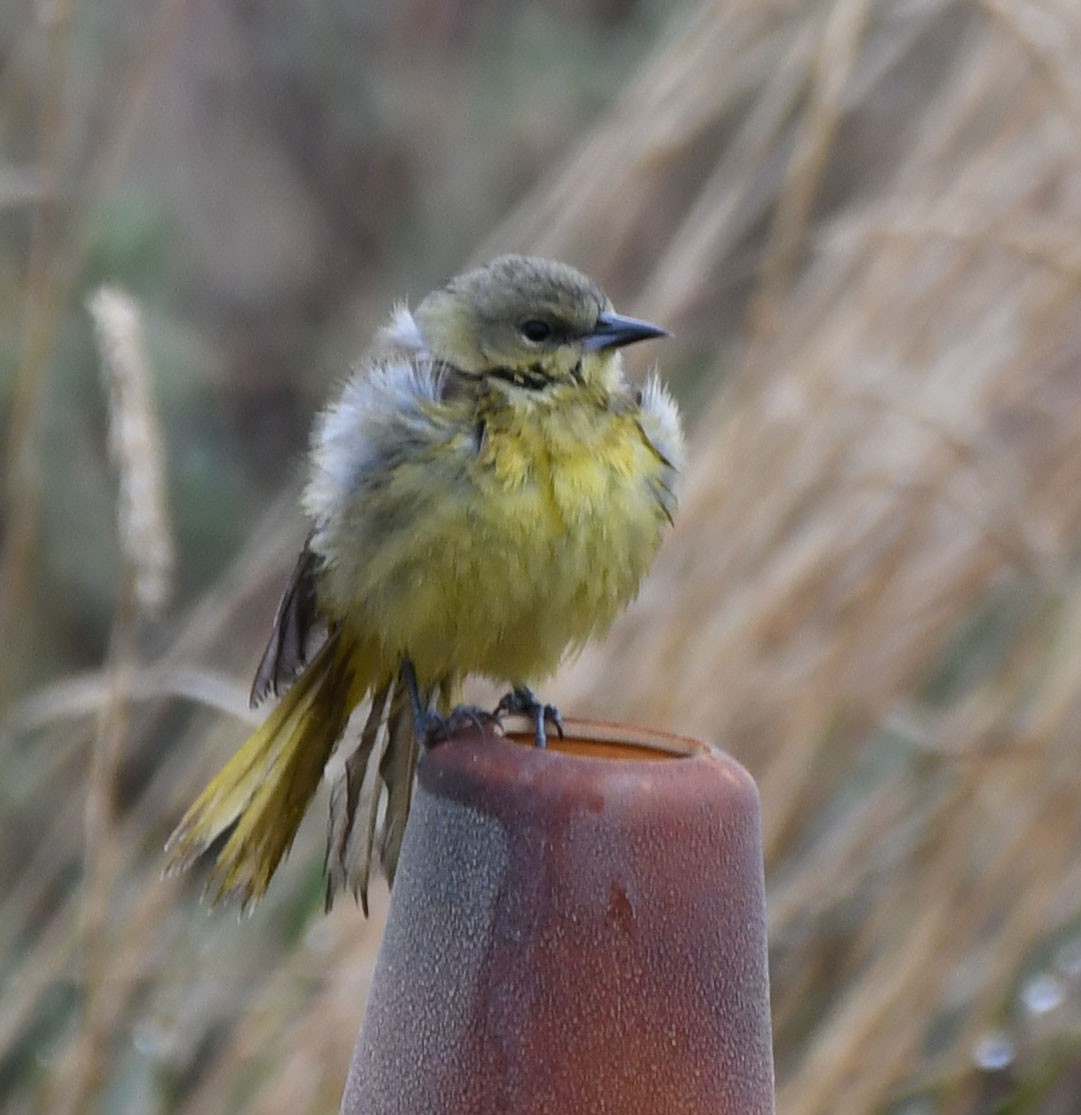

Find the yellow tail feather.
xmin=166 ymin=632 xmax=366 ymax=908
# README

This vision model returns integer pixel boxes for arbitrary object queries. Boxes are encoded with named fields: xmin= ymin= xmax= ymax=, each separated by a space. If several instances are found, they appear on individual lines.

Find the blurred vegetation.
xmin=4 ymin=0 xmax=1081 ymax=1113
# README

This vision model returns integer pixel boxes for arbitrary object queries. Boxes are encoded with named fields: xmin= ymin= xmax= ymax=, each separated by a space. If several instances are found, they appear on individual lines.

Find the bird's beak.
xmin=582 ymin=311 xmax=671 ymax=352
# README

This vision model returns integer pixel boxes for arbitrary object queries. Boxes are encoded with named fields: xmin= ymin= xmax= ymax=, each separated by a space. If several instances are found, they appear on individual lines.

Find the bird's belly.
xmin=347 ymin=441 xmax=665 ymax=684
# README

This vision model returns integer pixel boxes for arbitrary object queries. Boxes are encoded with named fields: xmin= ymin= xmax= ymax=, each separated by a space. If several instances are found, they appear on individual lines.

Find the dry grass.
xmin=5 ymin=0 xmax=1081 ymax=1111
xmin=0 ymin=0 xmax=79 ymax=708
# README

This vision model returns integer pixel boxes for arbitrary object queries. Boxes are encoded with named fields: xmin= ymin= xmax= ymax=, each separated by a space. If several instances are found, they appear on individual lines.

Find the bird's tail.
xmin=324 ymin=672 xmax=458 ymax=913
xmin=166 ymin=629 xmax=369 ymax=908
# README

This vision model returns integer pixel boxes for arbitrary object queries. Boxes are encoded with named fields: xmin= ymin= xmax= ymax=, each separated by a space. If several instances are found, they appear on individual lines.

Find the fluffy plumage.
xmin=166 ymin=254 xmax=683 ymax=911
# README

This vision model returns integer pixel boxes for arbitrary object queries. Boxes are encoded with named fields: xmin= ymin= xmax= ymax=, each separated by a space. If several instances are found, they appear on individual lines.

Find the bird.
xmin=166 ymin=254 xmax=684 ymax=913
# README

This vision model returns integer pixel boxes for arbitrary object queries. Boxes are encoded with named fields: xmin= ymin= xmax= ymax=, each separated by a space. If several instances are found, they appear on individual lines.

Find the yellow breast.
xmin=350 ymin=385 xmax=672 ymax=685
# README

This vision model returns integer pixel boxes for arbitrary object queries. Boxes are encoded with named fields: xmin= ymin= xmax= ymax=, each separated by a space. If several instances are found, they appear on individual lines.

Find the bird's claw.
xmin=494 ymin=687 xmax=564 ymax=749
xmin=419 ymin=704 xmax=500 ymax=748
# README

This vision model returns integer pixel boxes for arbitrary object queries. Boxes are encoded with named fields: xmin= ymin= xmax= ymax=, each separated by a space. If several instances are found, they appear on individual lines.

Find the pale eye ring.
xmin=519 ymin=319 xmax=552 ymax=343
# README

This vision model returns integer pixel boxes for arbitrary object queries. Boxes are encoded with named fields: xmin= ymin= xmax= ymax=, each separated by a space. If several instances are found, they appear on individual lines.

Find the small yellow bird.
xmin=166 ymin=255 xmax=683 ymax=912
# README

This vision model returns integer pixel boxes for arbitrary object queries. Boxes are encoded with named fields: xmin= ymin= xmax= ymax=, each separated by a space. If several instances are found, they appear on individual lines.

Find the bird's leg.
xmin=401 ymin=659 xmax=498 ymax=747
xmin=494 ymin=686 xmax=564 ymax=749
xmin=401 ymin=658 xmax=436 ymax=743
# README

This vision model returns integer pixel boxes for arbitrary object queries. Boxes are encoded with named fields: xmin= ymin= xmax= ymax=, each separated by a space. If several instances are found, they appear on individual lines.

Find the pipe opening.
xmin=502 ymin=717 xmax=702 ymax=762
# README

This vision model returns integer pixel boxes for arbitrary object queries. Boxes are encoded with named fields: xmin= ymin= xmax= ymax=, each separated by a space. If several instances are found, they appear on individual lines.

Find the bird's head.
xmin=413 ymin=255 xmax=668 ymax=389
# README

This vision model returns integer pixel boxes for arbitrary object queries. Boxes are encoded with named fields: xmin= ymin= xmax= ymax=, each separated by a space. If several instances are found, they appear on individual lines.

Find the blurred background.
xmin=4 ymin=0 xmax=1081 ymax=1111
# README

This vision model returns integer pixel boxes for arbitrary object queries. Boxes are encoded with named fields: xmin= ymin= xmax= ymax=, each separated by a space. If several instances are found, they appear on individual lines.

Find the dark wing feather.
xmin=249 ymin=541 xmax=326 ymax=706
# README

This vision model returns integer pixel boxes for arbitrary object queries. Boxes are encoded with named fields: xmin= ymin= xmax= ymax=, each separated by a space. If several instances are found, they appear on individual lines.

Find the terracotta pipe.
xmin=339 ymin=719 xmax=774 ymax=1115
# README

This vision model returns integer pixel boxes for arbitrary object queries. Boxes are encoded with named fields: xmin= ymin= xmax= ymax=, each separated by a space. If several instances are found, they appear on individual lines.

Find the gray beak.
xmin=582 ymin=311 xmax=670 ymax=352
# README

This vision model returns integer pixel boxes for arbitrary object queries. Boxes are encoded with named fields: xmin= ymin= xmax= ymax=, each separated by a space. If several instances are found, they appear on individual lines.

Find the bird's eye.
xmin=519 ymin=319 xmax=552 ymax=343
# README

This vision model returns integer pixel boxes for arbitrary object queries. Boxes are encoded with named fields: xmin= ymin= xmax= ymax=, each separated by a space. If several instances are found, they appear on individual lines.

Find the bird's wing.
xmin=304 ymin=358 xmax=462 ymax=501
xmin=250 ymin=540 xmax=328 ymax=706
xmin=302 ymin=358 xmax=478 ymax=606
xmin=636 ymin=372 xmax=685 ymax=523
xmin=251 ymin=359 xmax=469 ymax=709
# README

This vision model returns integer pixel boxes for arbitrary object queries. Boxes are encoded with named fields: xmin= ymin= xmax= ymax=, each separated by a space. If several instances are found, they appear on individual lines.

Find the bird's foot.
xmin=494 ymin=687 xmax=564 ymax=749
xmin=401 ymin=659 xmax=499 ymax=748
xmin=418 ymin=704 xmax=500 ymax=748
